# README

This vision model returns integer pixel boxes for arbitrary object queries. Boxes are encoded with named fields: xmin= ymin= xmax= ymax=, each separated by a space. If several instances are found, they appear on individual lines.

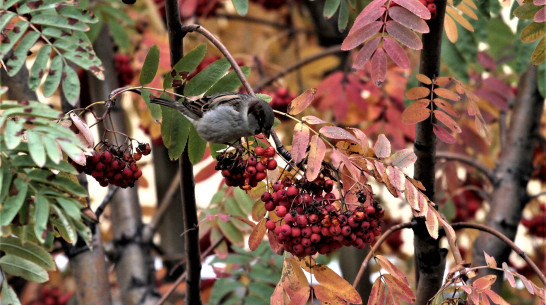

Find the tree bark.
xmin=413 ymin=1 xmax=448 ymax=303
xmin=472 ymin=65 xmax=544 ymax=292
xmin=1 ymin=60 xmax=37 ymax=100
xmin=339 ymin=247 xmax=371 ymax=298
xmin=89 ymin=24 xmax=159 ymax=305
xmin=163 ymin=0 xmax=202 ymax=304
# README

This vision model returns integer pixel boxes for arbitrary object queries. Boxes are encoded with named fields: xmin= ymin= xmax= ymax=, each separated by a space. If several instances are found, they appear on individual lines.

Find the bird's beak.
xmin=263 ymin=128 xmax=271 ymax=139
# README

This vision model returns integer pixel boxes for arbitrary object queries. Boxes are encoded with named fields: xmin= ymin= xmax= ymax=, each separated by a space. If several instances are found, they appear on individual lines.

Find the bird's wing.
xmin=197 ymin=93 xmax=247 ymax=113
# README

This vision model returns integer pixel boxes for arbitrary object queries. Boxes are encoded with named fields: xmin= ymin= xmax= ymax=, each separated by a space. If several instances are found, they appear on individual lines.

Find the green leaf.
xmin=174 ymin=44 xmax=207 ymax=73
xmin=0 ymin=178 xmax=28 ymax=227
xmin=205 ymin=66 xmax=251 ymax=95
xmin=188 ymin=125 xmax=207 ymax=164
xmin=12 ymin=155 xmax=77 ymax=174
xmin=209 ymin=278 xmax=244 ymax=305
xmin=338 ymin=0 xmax=349 ymax=31
xmin=15 ymin=0 xmax=65 ymax=14
xmin=140 ymin=44 xmax=160 ymax=85
xmin=256 ymin=93 xmax=272 ymax=102
xmin=0 ymin=11 xmax=16 ymax=33
xmin=184 ymin=58 xmax=231 ymax=96
xmin=324 ymin=0 xmax=341 ymax=18
xmin=233 ymin=188 xmax=253 ymax=215
xmin=161 ymin=107 xmax=191 ymax=160
xmin=0 ymin=254 xmax=49 ymax=283
xmin=217 ymin=220 xmax=244 ymax=246
xmin=232 ymin=0 xmax=249 ymax=15
xmin=209 ymin=143 xmax=228 ymax=159
xmin=0 ymin=0 xmax=19 ymax=10
xmin=521 ymin=22 xmax=544 ymax=43
xmin=441 ymin=38 xmax=468 ymax=82
xmin=224 ymin=197 xmax=246 ymax=218
xmin=249 ymin=282 xmax=275 ymax=301
xmin=27 ymin=170 xmax=87 ymax=197
xmin=43 ymin=55 xmax=64 ymax=97
xmin=513 ymin=2 xmax=542 ymax=20
xmin=108 ymin=19 xmax=130 ymax=52
xmin=56 ymin=197 xmax=82 ymax=220
xmin=477 ymin=0 xmax=490 ymax=19
xmin=0 ymin=21 xmax=29 ymax=61
xmin=4 ymin=119 xmax=24 ymax=150
xmin=29 ymin=45 xmax=53 ymax=91
xmin=72 ymin=217 xmax=92 ymax=247
xmin=101 ymin=5 xmax=135 ymax=26
xmin=1 ymin=280 xmax=21 ymax=305
xmin=31 ymin=14 xmax=89 ymax=32
xmin=0 ymin=159 xmax=13 ymax=203
xmin=50 ymin=205 xmax=77 ymax=244
xmin=0 ymin=237 xmax=55 ymax=270
xmin=27 ymin=130 xmax=46 ymax=168
xmin=61 ymin=65 xmax=81 ymax=106
xmin=515 ymin=19 xmax=537 ymax=74
xmin=57 ymin=139 xmax=86 ymax=164
xmin=58 ymin=7 xmax=98 ymax=24
xmin=244 ymin=295 xmax=269 ymax=305
xmin=5 ymin=32 xmax=40 ymax=77
xmin=33 ymin=195 xmax=51 ymax=244
xmin=487 ymin=18 xmax=515 ymax=60
xmin=141 ymin=89 xmax=162 ymax=121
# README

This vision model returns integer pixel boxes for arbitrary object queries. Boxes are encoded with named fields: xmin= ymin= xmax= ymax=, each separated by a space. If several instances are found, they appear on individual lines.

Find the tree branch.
xmin=353 ymin=222 xmax=415 ymax=288
xmin=436 ymin=151 xmax=494 ymax=183
xmin=453 ymin=222 xmax=546 ymax=286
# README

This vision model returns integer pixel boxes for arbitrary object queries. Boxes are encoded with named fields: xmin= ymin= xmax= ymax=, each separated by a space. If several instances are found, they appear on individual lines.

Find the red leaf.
xmin=383 ymin=36 xmax=410 ymax=69
xmin=302 ymin=115 xmax=328 ymax=124
xmin=402 ymin=99 xmax=431 ymax=124
xmin=320 ymin=126 xmax=359 ymax=142
xmin=306 ymin=135 xmax=326 ymax=181
xmin=370 ymin=47 xmax=387 ymax=85
xmin=388 ymin=6 xmax=430 ymax=33
xmin=373 ymin=134 xmax=391 ymax=158
xmin=349 ymin=128 xmax=370 ymax=151
xmin=392 ymin=0 xmax=431 ymax=19
xmin=350 ymin=0 xmax=388 ymax=35
xmin=502 ymin=262 xmax=516 ymax=288
xmin=376 ymin=255 xmax=410 ymax=286
xmin=179 ymin=0 xmax=198 ymax=18
xmin=483 ymin=76 xmax=514 ymax=98
xmin=195 ymin=160 xmax=218 ymax=183
xmin=387 ymin=166 xmax=405 ymax=191
xmin=342 ymin=21 xmax=383 ymax=51
xmin=292 ymin=123 xmax=310 ymax=163
xmin=367 ymin=278 xmax=384 ymax=305
xmin=535 ymin=6 xmax=546 ymax=22
xmin=288 ymin=88 xmax=317 ymax=115
xmin=433 ymin=87 xmax=460 ymax=101
xmin=353 ymin=36 xmax=381 ymax=70
xmin=270 ymin=283 xmax=285 ymax=305
xmin=267 ymin=230 xmax=284 ymax=255
xmin=391 ymin=148 xmax=417 ymax=168
xmin=433 ymin=123 xmax=456 ymax=144
xmin=331 ymin=149 xmax=360 ymax=180
xmin=248 ymin=218 xmax=266 ymax=250
xmin=383 ymin=274 xmax=416 ymax=303
xmin=386 ymin=20 xmax=423 ymax=49
xmin=477 ymin=51 xmax=496 ymax=70
xmin=433 ymin=98 xmax=459 ymax=118
xmin=535 ymin=0 xmax=546 ymax=5
xmin=434 ymin=110 xmax=462 ymax=133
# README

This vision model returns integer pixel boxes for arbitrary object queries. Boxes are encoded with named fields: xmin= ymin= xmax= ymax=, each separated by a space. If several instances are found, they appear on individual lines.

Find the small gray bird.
xmin=150 ymin=92 xmax=275 ymax=144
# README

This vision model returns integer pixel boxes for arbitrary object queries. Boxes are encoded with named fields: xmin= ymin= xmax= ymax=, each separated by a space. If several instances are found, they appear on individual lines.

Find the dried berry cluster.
xmin=28 ymin=287 xmax=72 ymax=305
xmin=114 ymin=54 xmax=134 ymax=86
xmin=72 ymin=143 xmax=151 ymax=188
xmin=216 ymin=146 xmax=277 ymax=189
xmin=263 ymin=178 xmax=384 ymax=257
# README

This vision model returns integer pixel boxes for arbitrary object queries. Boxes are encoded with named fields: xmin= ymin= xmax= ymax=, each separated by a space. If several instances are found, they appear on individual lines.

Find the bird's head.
xmin=248 ymin=97 xmax=275 ymax=139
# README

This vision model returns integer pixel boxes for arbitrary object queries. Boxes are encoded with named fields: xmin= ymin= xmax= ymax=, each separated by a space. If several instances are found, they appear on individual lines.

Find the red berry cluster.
xmin=264 ymin=179 xmax=384 ymax=257
xmin=114 ymin=54 xmax=134 ymax=86
xmin=216 ymin=146 xmax=277 ymax=190
xmin=521 ymin=204 xmax=546 ymax=238
xmin=72 ymin=143 xmax=151 ymax=188
xmin=419 ymin=0 xmax=437 ymax=18
xmin=28 ymin=287 xmax=72 ymax=305
xmin=264 ymin=87 xmax=296 ymax=116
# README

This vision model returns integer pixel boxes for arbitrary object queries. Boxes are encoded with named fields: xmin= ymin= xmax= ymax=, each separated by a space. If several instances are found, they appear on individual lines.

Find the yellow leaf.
xmin=444 ymin=15 xmax=458 ymax=43
xmin=531 ymin=37 xmax=545 ymax=65
xmin=313 ymin=285 xmax=346 ymax=305
xmin=447 ymin=6 xmax=474 ymax=32
xmin=457 ymin=2 xmax=478 ymax=19
xmin=312 ymin=264 xmax=362 ymax=304
xmin=521 ymin=22 xmax=545 ymax=43
xmin=288 ymin=88 xmax=317 ymax=115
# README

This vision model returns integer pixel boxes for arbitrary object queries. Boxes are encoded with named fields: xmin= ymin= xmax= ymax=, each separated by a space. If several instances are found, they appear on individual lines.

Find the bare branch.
xmin=436 ymin=151 xmax=494 ymax=182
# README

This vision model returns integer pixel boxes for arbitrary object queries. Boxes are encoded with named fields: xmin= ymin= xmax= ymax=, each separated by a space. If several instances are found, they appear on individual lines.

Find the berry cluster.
xmin=418 ymin=0 xmax=437 ymax=18
xmin=72 ymin=142 xmax=151 ymax=188
xmin=28 ymin=287 xmax=72 ymax=305
xmin=263 ymin=178 xmax=384 ymax=257
xmin=521 ymin=204 xmax=546 ymax=238
xmin=216 ymin=146 xmax=277 ymax=189
xmin=114 ymin=54 xmax=134 ymax=86
xmin=263 ymin=87 xmax=296 ymax=116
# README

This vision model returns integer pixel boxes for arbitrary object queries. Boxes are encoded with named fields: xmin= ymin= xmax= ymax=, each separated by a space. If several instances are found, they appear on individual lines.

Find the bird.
xmin=149 ymin=92 xmax=275 ymax=144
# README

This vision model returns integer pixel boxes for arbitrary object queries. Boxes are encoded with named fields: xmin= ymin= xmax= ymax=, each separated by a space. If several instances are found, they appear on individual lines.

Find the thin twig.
xmin=452 ymin=222 xmax=546 ymax=286
xmin=436 ymin=151 xmax=495 ymax=183
xmin=353 ymin=221 xmax=415 ymax=288
xmin=148 ymin=168 xmax=182 ymax=232
xmin=154 ymin=236 xmax=226 ymax=305
xmin=253 ymin=45 xmax=345 ymax=91
xmin=94 ymin=186 xmax=120 ymax=220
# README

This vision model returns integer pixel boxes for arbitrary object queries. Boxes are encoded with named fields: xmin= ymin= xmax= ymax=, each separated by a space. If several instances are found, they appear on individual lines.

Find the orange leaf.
xmin=306 ymin=135 xmax=326 ymax=181
xmin=473 ymin=275 xmax=497 ymax=291
xmin=438 ymin=216 xmax=457 ymax=247
xmin=405 ymin=87 xmax=431 ymax=99
xmin=294 ymin=255 xmax=316 ymax=272
xmin=312 ymin=264 xmax=362 ymax=303
xmin=483 ymin=289 xmax=510 ymax=305
xmin=434 ymin=87 xmax=460 ymax=101
xmin=416 ymin=73 xmax=432 ymax=85
xmin=425 ymin=208 xmax=439 ymax=239
xmin=375 ymin=255 xmax=410 ymax=286
xmin=433 ymin=98 xmax=459 ymax=117
xmin=313 ymin=285 xmax=346 ymax=305
xmin=434 ymin=110 xmax=462 ymax=133
xmin=270 ymin=283 xmax=285 ymax=305
xmin=288 ymin=88 xmax=317 ymax=115
xmin=373 ymin=134 xmax=391 ymax=158
xmin=320 ymin=126 xmax=359 ymax=142
xmin=444 ymin=14 xmax=458 ymax=43
xmin=292 ymin=123 xmax=310 ymax=163
xmin=434 ymin=76 xmax=453 ymax=86
xmin=367 ymin=277 xmax=385 ymax=305
xmin=446 ymin=6 xmax=474 ymax=32
xmin=251 ymin=199 xmax=266 ymax=221
xmin=302 ymin=115 xmax=327 ymax=124
xmin=483 ymin=251 xmax=497 ymax=268
xmin=383 ymin=274 xmax=416 ymax=303
xmin=374 ymin=160 xmax=399 ymax=197
xmin=268 ymin=230 xmax=284 ymax=255
xmin=402 ymin=99 xmax=431 ymax=124
xmin=405 ymin=179 xmax=420 ymax=210
xmin=248 ymin=218 xmax=266 ymax=250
